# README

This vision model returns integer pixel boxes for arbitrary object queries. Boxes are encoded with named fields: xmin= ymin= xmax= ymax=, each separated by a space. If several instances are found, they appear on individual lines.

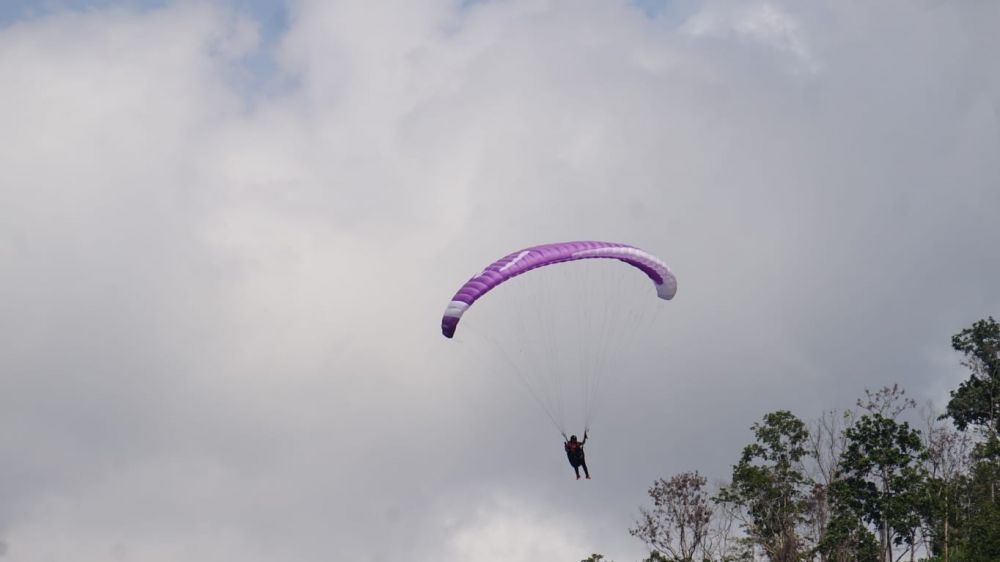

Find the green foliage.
xmin=954 ymin=457 xmax=1000 ymax=560
xmin=920 ymin=420 xmax=974 ymax=560
xmin=716 ymin=411 xmax=812 ymax=562
xmin=946 ymin=316 xmax=1000 ymax=438
xmin=817 ymin=507 xmax=879 ymax=562
xmin=600 ymin=318 xmax=1000 ymax=562
xmin=920 ymin=472 xmax=968 ymax=558
xmin=837 ymin=413 xmax=926 ymax=558
xmin=931 ymin=317 xmax=1000 ymax=560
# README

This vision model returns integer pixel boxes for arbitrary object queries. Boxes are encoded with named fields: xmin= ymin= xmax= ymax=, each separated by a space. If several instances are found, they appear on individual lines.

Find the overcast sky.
xmin=1 ymin=0 xmax=999 ymax=560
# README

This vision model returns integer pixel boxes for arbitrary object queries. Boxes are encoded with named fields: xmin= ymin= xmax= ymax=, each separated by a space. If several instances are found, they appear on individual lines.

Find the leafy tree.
xmin=817 ymin=502 xmax=879 ymax=562
xmin=940 ymin=317 xmax=1000 ymax=559
xmin=631 ymin=471 xmax=712 ymax=561
xmin=920 ymin=412 xmax=973 ymax=562
xmin=947 ymin=451 xmax=1000 ymax=562
xmin=837 ymin=414 xmax=926 ymax=562
xmin=716 ymin=411 xmax=812 ymax=562
xmin=945 ymin=317 xmax=1000 ymax=442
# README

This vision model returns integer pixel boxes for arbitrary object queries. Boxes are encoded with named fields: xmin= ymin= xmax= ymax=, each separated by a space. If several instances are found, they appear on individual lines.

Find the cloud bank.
xmin=1 ymin=0 xmax=998 ymax=560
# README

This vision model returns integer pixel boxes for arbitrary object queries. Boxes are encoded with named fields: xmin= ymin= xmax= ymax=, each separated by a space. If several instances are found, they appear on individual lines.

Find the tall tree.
xmin=945 ymin=317 xmax=1000 ymax=443
xmin=920 ymin=409 xmax=973 ymax=562
xmin=942 ymin=317 xmax=1000 ymax=559
xmin=805 ymin=409 xmax=858 ymax=560
xmin=958 ymin=454 xmax=1000 ymax=561
xmin=837 ymin=414 xmax=926 ymax=562
xmin=716 ymin=411 xmax=812 ymax=562
xmin=631 ymin=471 xmax=713 ymax=561
xmin=704 ymin=497 xmax=752 ymax=562
xmin=817 ymin=501 xmax=880 ymax=562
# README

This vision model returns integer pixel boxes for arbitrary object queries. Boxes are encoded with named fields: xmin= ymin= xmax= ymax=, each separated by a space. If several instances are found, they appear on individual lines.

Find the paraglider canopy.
xmin=441 ymin=241 xmax=676 ymax=338
xmin=440 ymin=240 xmax=676 ymax=435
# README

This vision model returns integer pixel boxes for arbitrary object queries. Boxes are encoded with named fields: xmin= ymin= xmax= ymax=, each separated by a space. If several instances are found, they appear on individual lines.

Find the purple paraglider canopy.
xmin=441 ymin=241 xmax=676 ymax=338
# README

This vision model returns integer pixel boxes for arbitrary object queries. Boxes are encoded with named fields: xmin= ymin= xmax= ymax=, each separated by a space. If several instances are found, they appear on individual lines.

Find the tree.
xmin=940 ymin=317 xmax=1000 ymax=559
xmin=920 ymin=409 xmax=973 ymax=562
xmin=716 ymin=411 xmax=812 ymax=562
xmin=817 ymin=503 xmax=879 ymax=562
xmin=631 ymin=471 xmax=713 ymax=561
xmin=704 ymin=495 xmax=753 ymax=562
xmin=955 ymin=456 xmax=1000 ymax=561
xmin=945 ymin=317 xmax=1000 ymax=442
xmin=837 ymin=414 xmax=926 ymax=562
xmin=857 ymin=385 xmax=916 ymax=420
xmin=805 ymin=409 xmax=858 ymax=560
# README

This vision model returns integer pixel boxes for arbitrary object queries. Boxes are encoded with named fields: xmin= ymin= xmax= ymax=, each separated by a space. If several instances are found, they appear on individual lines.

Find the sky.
xmin=1 ymin=0 xmax=999 ymax=560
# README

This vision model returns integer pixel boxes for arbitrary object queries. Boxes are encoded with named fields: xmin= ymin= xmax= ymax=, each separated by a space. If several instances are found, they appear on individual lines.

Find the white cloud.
xmin=681 ymin=1 xmax=818 ymax=72
xmin=441 ymin=493 xmax=594 ymax=562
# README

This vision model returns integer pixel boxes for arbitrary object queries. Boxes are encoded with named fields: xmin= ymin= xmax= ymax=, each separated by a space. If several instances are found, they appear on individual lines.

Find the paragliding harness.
xmin=563 ymin=432 xmax=587 ymax=467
